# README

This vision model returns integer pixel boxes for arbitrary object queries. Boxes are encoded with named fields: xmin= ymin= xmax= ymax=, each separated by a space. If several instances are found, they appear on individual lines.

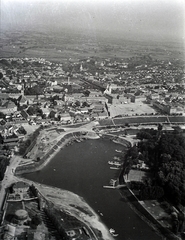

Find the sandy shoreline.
xmin=13 ymin=176 xmax=114 ymax=240
xmin=35 ymin=182 xmax=114 ymax=240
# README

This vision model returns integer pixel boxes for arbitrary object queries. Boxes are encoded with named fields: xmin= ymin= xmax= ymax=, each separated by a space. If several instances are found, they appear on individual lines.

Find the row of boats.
xmin=66 ymin=138 xmax=84 ymax=146
xmin=108 ymin=151 xmax=123 ymax=167
xmin=106 ymin=150 xmax=122 ymax=237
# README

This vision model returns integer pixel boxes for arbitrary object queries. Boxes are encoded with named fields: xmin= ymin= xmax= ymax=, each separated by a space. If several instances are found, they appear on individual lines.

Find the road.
xmin=0 ymin=155 xmax=23 ymax=210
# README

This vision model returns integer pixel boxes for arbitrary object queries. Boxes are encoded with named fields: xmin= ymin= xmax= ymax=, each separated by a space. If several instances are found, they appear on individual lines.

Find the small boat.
xmin=109 ymin=228 xmax=115 ymax=234
xmin=108 ymin=161 xmax=121 ymax=166
xmin=110 ymin=167 xmax=120 ymax=170
xmin=115 ymin=149 xmax=122 ymax=153
xmin=114 ymin=162 xmax=122 ymax=166
xmin=110 ymin=228 xmax=119 ymax=237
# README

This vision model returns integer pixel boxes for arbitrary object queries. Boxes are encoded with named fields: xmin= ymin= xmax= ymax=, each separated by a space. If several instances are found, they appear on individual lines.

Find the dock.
xmin=103 ymin=186 xmax=115 ymax=189
xmin=103 ymin=184 xmax=126 ymax=189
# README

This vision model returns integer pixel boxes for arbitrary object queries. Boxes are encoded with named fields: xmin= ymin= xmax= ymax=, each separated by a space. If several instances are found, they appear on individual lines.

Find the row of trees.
xmin=0 ymin=155 xmax=10 ymax=181
xmin=19 ymin=126 xmax=43 ymax=156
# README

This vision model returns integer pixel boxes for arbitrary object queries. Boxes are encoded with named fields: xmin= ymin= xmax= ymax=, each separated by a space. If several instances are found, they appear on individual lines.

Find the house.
xmin=12 ymin=181 xmax=30 ymax=194
xmin=53 ymin=85 xmax=63 ymax=93
xmin=91 ymin=113 xmax=99 ymax=120
xmin=3 ymin=136 xmax=19 ymax=144
xmin=47 ymin=109 xmax=56 ymax=118
xmin=91 ymin=103 xmax=105 ymax=113
xmin=0 ymin=125 xmax=5 ymax=134
xmin=19 ymin=95 xmax=28 ymax=106
xmin=53 ymin=100 xmax=65 ymax=106
xmin=0 ymin=100 xmax=17 ymax=114
xmin=98 ymin=112 xmax=108 ymax=119
xmin=80 ymin=107 xmax=90 ymax=114
xmin=40 ymin=108 xmax=50 ymax=118
xmin=153 ymin=100 xmax=171 ymax=114
xmin=74 ymin=113 xmax=85 ymax=122
xmin=104 ymin=93 xmax=113 ymax=104
xmin=60 ymin=113 xmax=71 ymax=121
xmin=0 ymin=93 xmax=9 ymax=100
xmin=21 ymin=110 xmax=29 ymax=120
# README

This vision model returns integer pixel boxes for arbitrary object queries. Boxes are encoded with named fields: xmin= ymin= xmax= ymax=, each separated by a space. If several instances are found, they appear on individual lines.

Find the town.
xmin=0 ymin=46 xmax=185 ymax=239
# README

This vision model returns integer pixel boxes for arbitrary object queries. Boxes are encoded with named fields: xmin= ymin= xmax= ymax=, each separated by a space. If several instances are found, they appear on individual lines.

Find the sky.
xmin=1 ymin=0 xmax=185 ymax=42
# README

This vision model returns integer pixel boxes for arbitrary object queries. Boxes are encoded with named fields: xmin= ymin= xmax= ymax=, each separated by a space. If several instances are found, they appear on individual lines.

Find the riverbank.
xmin=15 ymin=129 xmax=100 ymax=175
xmin=35 ymin=181 xmax=114 ymax=240
xmin=8 ymin=124 xmax=178 ymax=240
xmin=0 ymin=128 xmax=114 ymax=239
xmin=97 ymin=127 xmax=183 ymax=239
xmin=121 ymin=167 xmax=182 ymax=239
xmin=0 ymin=174 xmax=114 ymax=240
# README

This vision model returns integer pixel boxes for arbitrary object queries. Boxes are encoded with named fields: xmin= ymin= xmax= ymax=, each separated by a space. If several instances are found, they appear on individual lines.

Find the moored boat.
xmin=115 ymin=149 xmax=122 ymax=153
xmin=113 ymin=156 xmax=121 ymax=161
xmin=109 ymin=228 xmax=119 ymax=237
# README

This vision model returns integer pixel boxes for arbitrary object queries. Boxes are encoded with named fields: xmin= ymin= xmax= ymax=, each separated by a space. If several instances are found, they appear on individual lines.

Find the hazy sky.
xmin=1 ymin=0 xmax=185 ymax=42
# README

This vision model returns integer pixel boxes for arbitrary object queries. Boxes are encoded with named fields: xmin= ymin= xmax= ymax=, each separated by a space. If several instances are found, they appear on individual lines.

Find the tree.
xmin=30 ymin=214 xmax=42 ymax=229
xmin=27 ymin=106 xmax=35 ymax=116
xmin=137 ymin=131 xmax=152 ymax=140
xmin=17 ymin=126 xmax=27 ymax=135
xmin=136 ymin=129 xmax=185 ymax=206
xmin=0 ymin=134 xmax=3 ymax=144
xmin=83 ymin=89 xmax=90 ymax=97
xmin=128 ymin=145 xmax=138 ymax=159
xmin=0 ymin=72 xmax=3 ymax=79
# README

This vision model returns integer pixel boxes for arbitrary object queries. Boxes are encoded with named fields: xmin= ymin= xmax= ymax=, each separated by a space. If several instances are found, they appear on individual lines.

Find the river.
xmin=23 ymin=138 xmax=162 ymax=240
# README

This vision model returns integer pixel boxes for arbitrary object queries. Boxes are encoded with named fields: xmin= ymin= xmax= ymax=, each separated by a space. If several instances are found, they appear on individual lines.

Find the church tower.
xmin=80 ymin=64 xmax=83 ymax=72
xmin=68 ymin=76 xmax=70 ymax=85
xmin=21 ymin=84 xmax=24 ymax=96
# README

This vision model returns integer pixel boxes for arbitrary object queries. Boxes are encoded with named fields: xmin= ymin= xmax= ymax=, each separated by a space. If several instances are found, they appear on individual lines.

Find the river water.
xmin=23 ymin=138 xmax=162 ymax=240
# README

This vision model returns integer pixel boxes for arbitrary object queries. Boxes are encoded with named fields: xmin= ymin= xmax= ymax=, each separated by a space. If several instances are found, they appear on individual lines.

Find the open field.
xmin=0 ymin=30 xmax=184 ymax=63
xmin=108 ymin=98 xmax=156 ymax=117
xmin=25 ymin=128 xmax=61 ymax=160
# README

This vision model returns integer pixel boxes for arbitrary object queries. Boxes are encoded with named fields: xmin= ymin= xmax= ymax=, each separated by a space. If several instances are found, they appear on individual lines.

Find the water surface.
xmin=23 ymin=139 xmax=162 ymax=240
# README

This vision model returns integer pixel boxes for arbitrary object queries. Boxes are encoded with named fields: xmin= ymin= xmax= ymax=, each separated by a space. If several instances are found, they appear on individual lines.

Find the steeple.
xmin=68 ymin=76 xmax=70 ymax=85
xmin=21 ymin=84 xmax=24 ymax=96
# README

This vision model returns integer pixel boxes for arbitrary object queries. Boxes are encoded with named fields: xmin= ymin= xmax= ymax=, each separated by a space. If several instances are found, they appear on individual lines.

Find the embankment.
xmin=15 ymin=131 xmax=99 ymax=175
xmin=100 ymin=133 xmax=131 ymax=148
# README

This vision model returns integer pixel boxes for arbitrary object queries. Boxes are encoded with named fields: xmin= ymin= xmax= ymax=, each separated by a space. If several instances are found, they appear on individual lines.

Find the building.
xmin=104 ymin=93 xmax=113 ymax=104
xmin=91 ymin=103 xmax=105 ymax=113
xmin=12 ymin=181 xmax=30 ymax=194
xmin=153 ymin=100 xmax=171 ymax=114
xmin=0 ymin=100 xmax=17 ymax=114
